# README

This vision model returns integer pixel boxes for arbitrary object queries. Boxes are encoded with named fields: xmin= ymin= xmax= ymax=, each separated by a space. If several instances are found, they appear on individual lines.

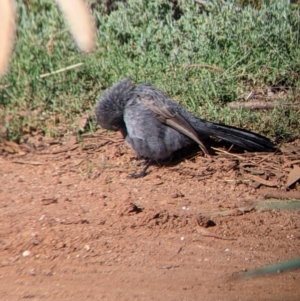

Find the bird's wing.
xmin=137 ymin=96 xmax=209 ymax=155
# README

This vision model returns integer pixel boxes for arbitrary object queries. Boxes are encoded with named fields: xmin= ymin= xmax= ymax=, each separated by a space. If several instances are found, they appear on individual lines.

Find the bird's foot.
xmin=129 ymin=160 xmax=153 ymax=179
xmin=129 ymin=170 xmax=147 ymax=179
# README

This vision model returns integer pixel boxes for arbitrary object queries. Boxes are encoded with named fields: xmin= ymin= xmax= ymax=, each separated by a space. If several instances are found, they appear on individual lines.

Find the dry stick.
xmin=210 ymin=147 xmax=246 ymax=160
xmin=194 ymin=0 xmax=207 ymax=5
xmin=184 ymin=63 xmax=223 ymax=72
xmin=257 ymin=147 xmax=281 ymax=164
xmin=210 ymin=147 xmax=276 ymax=172
xmin=0 ymin=84 xmax=11 ymax=90
xmin=283 ymin=159 xmax=300 ymax=168
xmin=228 ymin=101 xmax=300 ymax=110
xmin=39 ymin=62 xmax=83 ymax=78
xmin=264 ymin=190 xmax=300 ymax=200
xmin=194 ymin=0 xmax=228 ymax=7
xmin=12 ymin=160 xmax=43 ymax=165
xmin=197 ymin=228 xmax=237 ymax=241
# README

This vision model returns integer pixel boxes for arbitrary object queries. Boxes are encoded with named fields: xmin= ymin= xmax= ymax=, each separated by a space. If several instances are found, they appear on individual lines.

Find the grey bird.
xmin=95 ymin=78 xmax=275 ymax=177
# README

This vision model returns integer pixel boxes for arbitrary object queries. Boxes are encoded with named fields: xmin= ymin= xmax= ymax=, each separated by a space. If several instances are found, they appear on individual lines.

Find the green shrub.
xmin=1 ymin=0 xmax=299 ymax=141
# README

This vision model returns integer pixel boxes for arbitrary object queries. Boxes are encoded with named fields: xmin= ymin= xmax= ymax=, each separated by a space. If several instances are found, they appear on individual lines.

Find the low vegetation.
xmin=1 ymin=0 xmax=299 ymax=142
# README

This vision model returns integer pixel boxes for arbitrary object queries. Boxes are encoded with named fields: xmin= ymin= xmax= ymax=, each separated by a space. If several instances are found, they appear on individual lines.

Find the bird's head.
xmin=95 ymin=78 xmax=134 ymax=131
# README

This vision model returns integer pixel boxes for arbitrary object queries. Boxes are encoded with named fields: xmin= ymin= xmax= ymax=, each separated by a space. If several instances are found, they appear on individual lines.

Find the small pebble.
xmin=22 ymin=250 xmax=31 ymax=257
xmin=84 ymin=245 xmax=90 ymax=251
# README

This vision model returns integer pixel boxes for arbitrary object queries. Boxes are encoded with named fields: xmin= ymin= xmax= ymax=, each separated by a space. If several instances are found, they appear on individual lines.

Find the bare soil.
xmin=0 ymin=131 xmax=299 ymax=301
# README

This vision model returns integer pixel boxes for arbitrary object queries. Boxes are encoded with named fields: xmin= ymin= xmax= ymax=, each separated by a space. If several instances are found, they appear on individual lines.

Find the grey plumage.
xmin=95 ymin=78 xmax=275 ymax=177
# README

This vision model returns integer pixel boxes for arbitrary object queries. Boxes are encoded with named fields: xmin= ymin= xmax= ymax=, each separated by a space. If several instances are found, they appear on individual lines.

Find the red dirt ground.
xmin=0 ymin=131 xmax=299 ymax=301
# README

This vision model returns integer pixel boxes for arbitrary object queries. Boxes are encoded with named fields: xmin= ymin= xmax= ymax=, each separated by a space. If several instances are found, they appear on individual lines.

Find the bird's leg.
xmin=129 ymin=160 xmax=153 ymax=178
xmin=119 ymin=127 xmax=127 ymax=139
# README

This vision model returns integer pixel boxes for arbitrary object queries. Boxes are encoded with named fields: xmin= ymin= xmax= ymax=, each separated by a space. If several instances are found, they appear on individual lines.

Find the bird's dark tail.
xmin=194 ymin=120 xmax=275 ymax=152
